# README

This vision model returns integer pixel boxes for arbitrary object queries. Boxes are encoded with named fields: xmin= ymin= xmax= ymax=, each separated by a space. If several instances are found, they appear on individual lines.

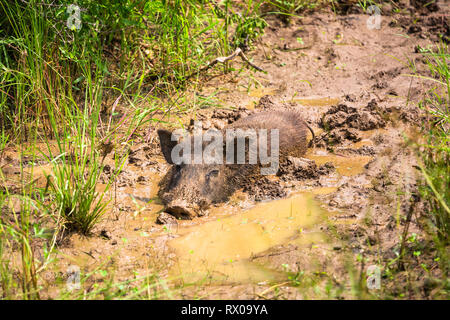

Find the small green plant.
xmin=266 ymin=0 xmax=320 ymax=15
xmin=356 ymin=0 xmax=376 ymax=12
xmin=47 ymin=151 xmax=109 ymax=235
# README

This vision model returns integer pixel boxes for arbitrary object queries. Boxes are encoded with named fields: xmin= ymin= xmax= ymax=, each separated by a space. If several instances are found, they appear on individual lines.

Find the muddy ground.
xmin=2 ymin=1 xmax=449 ymax=299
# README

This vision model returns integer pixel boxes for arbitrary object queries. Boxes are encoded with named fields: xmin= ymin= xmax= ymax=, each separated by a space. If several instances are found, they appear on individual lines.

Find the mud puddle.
xmin=165 ymin=129 xmax=375 ymax=286
xmin=306 ymin=151 xmax=372 ymax=176
xmin=168 ymin=190 xmax=333 ymax=285
xmin=292 ymin=97 xmax=340 ymax=107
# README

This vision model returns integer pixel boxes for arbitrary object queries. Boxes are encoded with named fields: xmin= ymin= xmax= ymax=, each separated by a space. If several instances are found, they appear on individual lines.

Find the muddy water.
xmin=167 ymin=132 xmax=373 ymax=285
xmin=292 ymin=97 xmax=340 ymax=107
xmin=307 ymin=151 xmax=372 ymax=176
xmin=245 ymin=91 xmax=340 ymax=109
xmin=168 ymin=191 xmax=332 ymax=284
xmin=3 ymin=113 xmax=374 ymax=291
xmin=248 ymin=87 xmax=278 ymax=98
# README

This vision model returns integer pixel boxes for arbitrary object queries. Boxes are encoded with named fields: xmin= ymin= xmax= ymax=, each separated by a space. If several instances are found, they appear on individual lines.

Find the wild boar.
xmin=157 ymin=110 xmax=314 ymax=219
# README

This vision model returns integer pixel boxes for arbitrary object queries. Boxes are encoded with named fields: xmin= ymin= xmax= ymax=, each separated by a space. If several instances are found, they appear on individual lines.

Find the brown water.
xmin=292 ymin=97 xmax=340 ymax=107
xmin=7 ymin=123 xmax=374 ymax=291
xmin=248 ymin=87 xmax=278 ymax=98
xmin=167 ymin=142 xmax=373 ymax=285
xmin=168 ymin=190 xmax=332 ymax=284
xmin=306 ymin=152 xmax=372 ymax=176
xmin=243 ymin=88 xmax=340 ymax=111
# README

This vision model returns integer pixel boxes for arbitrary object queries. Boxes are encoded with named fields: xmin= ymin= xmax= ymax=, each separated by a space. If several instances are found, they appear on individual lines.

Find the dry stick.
xmin=405 ymin=77 xmax=414 ymax=107
xmin=398 ymin=194 xmax=419 ymax=271
xmin=185 ymin=48 xmax=265 ymax=81
xmin=357 ymin=251 xmax=366 ymax=295
xmin=256 ymin=281 xmax=290 ymax=299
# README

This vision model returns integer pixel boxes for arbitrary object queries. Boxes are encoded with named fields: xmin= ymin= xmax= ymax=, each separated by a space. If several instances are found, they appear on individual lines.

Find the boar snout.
xmin=165 ymin=198 xmax=211 ymax=219
xmin=165 ymin=200 xmax=196 ymax=219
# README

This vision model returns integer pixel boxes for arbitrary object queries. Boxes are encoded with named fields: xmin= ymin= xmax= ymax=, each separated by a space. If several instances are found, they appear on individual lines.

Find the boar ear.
xmin=157 ymin=129 xmax=177 ymax=164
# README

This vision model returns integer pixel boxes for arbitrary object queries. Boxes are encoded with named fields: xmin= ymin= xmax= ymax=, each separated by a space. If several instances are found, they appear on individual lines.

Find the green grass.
xmin=265 ymin=0 xmax=324 ymax=14
xmin=0 ymin=0 xmax=273 ymax=299
xmin=416 ymin=43 xmax=449 ymax=277
xmin=376 ymin=42 xmax=450 ymax=300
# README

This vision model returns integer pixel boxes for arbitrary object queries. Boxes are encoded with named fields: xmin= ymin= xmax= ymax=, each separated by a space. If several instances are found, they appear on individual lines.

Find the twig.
xmin=185 ymin=48 xmax=265 ymax=80
xmin=256 ymin=281 xmax=290 ymax=299
xmin=398 ymin=193 xmax=419 ymax=270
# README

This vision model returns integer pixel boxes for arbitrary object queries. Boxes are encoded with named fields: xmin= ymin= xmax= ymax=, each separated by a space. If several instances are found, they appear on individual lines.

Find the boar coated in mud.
xmin=157 ymin=110 xmax=313 ymax=219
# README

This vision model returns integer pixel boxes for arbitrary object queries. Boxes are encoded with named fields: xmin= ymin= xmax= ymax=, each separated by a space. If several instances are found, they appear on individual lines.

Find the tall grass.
xmin=0 ymin=1 xmax=268 ymax=132
xmin=416 ymin=43 xmax=449 ymax=276
xmin=265 ymin=0 xmax=322 ymax=14
xmin=0 ymin=0 xmax=271 ymax=299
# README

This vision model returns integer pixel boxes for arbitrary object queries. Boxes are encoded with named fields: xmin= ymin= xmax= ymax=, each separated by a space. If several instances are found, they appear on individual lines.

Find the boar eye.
xmin=172 ymin=165 xmax=182 ymax=178
xmin=206 ymin=169 xmax=219 ymax=178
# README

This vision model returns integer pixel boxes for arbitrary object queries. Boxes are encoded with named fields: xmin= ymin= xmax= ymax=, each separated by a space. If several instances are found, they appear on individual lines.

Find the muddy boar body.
xmin=157 ymin=110 xmax=311 ymax=218
xmin=228 ymin=110 xmax=309 ymax=158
